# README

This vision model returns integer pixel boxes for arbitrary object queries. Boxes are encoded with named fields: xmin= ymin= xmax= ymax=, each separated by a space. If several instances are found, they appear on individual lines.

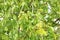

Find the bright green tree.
xmin=0 ymin=0 xmax=60 ymax=40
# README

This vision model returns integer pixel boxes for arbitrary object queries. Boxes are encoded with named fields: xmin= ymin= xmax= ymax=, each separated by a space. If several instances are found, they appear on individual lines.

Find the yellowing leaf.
xmin=36 ymin=21 xmax=43 ymax=28
xmin=36 ymin=28 xmax=47 ymax=36
xmin=54 ymin=34 xmax=57 ymax=40
xmin=38 ymin=8 xmax=43 ymax=13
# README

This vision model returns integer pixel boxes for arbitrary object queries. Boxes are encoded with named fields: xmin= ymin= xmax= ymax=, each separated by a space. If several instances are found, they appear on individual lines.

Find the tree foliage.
xmin=0 ymin=0 xmax=60 ymax=40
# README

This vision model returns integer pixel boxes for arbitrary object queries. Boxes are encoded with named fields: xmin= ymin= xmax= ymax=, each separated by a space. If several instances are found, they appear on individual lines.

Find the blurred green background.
xmin=0 ymin=0 xmax=60 ymax=40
